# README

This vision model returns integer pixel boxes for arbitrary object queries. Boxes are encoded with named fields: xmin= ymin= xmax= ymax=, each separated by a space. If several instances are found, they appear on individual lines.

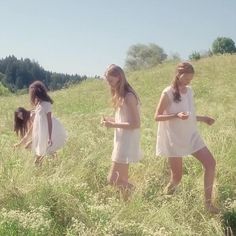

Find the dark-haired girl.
xmin=29 ymin=81 xmax=67 ymax=165
xmin=14 ymin=107 xmax=34 ymax=149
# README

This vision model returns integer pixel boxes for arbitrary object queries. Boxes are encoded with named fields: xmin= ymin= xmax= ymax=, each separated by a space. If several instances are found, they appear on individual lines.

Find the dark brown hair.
xmin=29 ymin=80 xmax=53 ymax=105
xmin=105 ymin=64 xmax=139 ymax=108
xmin=14 ymin=107 xmax=31 ymax=137
xmin=172 ymin=62 xmax=194 ymax=102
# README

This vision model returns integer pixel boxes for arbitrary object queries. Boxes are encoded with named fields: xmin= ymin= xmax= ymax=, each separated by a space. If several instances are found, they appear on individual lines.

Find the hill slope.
xmin=0 ymin=55 xmax=235 ymax=235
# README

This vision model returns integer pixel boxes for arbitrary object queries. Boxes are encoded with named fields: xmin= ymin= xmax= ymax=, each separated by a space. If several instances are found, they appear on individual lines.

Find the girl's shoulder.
xmin=124 ymin=91 xmax=140 ymax=106
xmin=40 ymin=101 xmax=52 ymax=113
xmin=162 ymin=86 xmax=173 ymax=97
xmin=41 ymin=100 xmax=51 ymax=104
xmin=125 ymin=91 xmax=136 ymax=99
xmin=186 ymin=86 xmax=194 ymax=95
xmin=163 ymin=86 xmax=193 ymax=95
xmin=186 ymin=85 xmax=192 ymax=91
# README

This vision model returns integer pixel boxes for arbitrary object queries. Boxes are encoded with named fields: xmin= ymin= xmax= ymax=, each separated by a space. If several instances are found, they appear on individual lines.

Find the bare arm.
xmin=47 ymin=112 xmax=53 ymax=144
xmin=14 ymin=125 xmax=33 ymax=147
xmin=196 ymin=115 xmax=215 ymax=125
xmin=102 ymin=93 xmax=140 ymax=129
xmin=154 ymin=92 xmax=177 ymax=121
xmin=154 ymin=92 xmax=190 ymax=121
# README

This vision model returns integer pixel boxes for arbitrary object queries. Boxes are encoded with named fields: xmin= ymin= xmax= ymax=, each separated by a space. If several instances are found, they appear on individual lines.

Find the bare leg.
xmin=107 ymin=162 xmax=134 ymax=201
xmin=34 ymin=155 xmax=44 ymax=166
xmin=51 ymin=152 xmax=58 ymax=160
xmin=192 ymin=147 xmax=219 ymax=213
xmin=164 ymin=157 xmax=183 ymax=194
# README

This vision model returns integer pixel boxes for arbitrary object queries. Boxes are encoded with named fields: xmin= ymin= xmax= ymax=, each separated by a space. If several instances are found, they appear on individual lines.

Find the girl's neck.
xmin=177 ymin=82 xmax=187 ymax=93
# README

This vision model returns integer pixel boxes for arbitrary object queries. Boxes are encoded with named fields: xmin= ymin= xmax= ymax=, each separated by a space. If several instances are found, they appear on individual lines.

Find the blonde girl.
xmin=102 ymin=64 xmax=142 ymax=199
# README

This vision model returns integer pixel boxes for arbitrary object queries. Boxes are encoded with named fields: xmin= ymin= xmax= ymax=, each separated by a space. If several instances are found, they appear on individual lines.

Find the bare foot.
xmin=34 ymin=156 xmax=44 ymax=167
xmin=163 ymin=183 xmax=177 ymax=195
xmin=51 ymin=152 xmax=58 ymax=160
xmin=121 ymin=183 xmax=135 ymax=201
xmin=205 ymin=203 xmax=220 ymax=214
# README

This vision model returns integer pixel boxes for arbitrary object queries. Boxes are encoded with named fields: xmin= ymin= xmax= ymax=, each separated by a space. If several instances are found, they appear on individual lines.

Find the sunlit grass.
xmin=0 ymin=55 xmax=235 ymax=235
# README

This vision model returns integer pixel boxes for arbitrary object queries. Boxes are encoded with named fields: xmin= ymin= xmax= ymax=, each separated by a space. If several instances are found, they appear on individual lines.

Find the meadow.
xmin=0 ymin=55 xmax=235 ymax=235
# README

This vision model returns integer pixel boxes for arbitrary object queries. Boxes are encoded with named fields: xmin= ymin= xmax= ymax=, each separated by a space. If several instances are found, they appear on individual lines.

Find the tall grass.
xmin=0 ymin=55 xmax=235 ymax=235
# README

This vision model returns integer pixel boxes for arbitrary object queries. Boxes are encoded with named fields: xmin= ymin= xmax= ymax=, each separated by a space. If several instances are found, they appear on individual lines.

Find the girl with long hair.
xmin=29 ymin=80 xmax=66 ymax=165
xmin=101 ymin=64 xmax=142 ymax=200
xmin=154 ymin=62 xmax=218 ymax=213
xmin=14 ymin=107 xmax=33 ymax=149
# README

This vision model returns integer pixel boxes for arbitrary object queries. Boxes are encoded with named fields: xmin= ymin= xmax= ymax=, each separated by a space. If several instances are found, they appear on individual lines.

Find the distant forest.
xmin=0 ymin=55 xmax=88 ymax=93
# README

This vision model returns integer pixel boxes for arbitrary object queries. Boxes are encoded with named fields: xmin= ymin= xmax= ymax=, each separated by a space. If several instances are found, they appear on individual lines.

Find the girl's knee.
xmin=172 ymin=175 xmax=182 ymax=184
xmin=211 ymin=158 xmax=216 ymax=169
xmin=204 ymin=157 xmax=216 ymax=171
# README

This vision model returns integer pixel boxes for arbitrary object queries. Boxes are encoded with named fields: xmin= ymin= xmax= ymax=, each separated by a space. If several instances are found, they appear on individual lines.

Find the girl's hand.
xmin=101 ymin=116 xmax=114 ymax=122
xmin=100 ymin=116 xmax=106 ymax=125
xmin=203 ymin=116 xmax=215 ymax=125
xmin=101 ymin=117 xmax=115 ymax=128
xmin=24 ymin=140 xmax=32 ymax=149
xmin=177 ymin=112 xmax=190 ymax=120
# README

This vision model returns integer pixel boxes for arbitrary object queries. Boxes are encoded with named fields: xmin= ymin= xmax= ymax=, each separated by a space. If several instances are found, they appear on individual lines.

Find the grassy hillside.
xmin=0 ymin=55 xmax=235 ymax=235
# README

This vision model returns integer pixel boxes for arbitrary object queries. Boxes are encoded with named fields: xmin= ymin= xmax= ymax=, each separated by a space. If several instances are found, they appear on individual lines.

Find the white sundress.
xmin=32 ymin=101 xmax=67 ymax=156
xmin=156 ymin=86 xmax=205 ymax=157
xmin=111 ymin=99 xmax=142 ymax=164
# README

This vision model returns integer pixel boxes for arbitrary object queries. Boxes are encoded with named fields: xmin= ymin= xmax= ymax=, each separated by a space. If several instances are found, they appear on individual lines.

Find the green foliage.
xmin=200 ymin=49 xmax=213 ymax=58
xmin=0 ymin=83 xmax=10 ymax=96
xmin=223 ymin=198 xmax=236 ymax=235
xmin=0 ymin=55 xmax=236 ymax=235
xmin=189 ymin=51 xmax=201 ymax=60
xmin=0 ymin=55 xmax=87 ymax=93
xmin=212 ymin=37 xmax=236 ymax=54
xmin=0 ymin=73 xmax=10 ymax=96
xmin=125 ymin=43 xmax=167 ymax=71
xmin=0 ymin=207 xmax=52 ymax=235
xmin=189 ymin=50 xmax=213 ymax=61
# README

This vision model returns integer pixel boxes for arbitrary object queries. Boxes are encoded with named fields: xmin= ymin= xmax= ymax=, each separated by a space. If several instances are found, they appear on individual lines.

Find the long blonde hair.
xmin=172 ymin=62 xmax=194 ymax=102
xmin=105 ymin=64 xmax=139 ymax=108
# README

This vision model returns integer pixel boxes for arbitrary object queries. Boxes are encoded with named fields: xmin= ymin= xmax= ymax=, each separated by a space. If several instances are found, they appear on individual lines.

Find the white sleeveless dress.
xmin=156 ymin=86 xmax=205 ymax=157
xmin=111 ymin=101 xmax=142 ymax=164
xmin=32 ymin=101 xmax=67 ymax=156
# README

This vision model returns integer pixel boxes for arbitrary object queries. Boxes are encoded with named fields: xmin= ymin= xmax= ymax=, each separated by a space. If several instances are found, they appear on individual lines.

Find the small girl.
xmin=14 ymin=107 xmax=34 ymax=149
xmin=101 ymin=64 xmax=142 ymax=200
xmin=29 ymin=80 xmax=67 ymax=165
xmin=154 ymin=62 xmax=218 ymax=213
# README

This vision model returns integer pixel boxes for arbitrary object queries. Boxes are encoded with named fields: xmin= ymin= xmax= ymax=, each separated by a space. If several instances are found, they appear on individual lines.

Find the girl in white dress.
xmin=154 ymin=62 xmax=218 ymax=213
xmin=102 ymin=64 xmax=142 ymax=200
xmin=14 ymin=107 xmax=34 ymax=149
xmin=29 ymin=81 xmax=67 ymax=165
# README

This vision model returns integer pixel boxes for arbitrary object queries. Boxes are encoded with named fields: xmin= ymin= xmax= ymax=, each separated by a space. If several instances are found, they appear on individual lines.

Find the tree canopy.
xmin=125 ymin=43 xmax=167 ymax=71
xmin=212 ymin=37 xmax=236 ymax=54
xmin=0 ymin=55 xmax=87 ymax=93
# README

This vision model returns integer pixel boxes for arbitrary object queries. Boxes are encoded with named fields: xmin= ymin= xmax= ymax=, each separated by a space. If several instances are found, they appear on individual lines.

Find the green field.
xmin=0 ymin=55 xmax=235 ymax=235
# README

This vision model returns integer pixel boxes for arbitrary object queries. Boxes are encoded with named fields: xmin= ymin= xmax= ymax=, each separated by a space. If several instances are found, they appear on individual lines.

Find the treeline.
xmin=124 ymin=37 xmax=236 ymax=71
xmin=0 ymin=55 xmax=87 ymax=93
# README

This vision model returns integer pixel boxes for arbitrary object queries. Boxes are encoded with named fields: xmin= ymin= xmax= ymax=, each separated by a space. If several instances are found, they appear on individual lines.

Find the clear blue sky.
xmin=0 ymin=0 xmax=235 ymax=76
